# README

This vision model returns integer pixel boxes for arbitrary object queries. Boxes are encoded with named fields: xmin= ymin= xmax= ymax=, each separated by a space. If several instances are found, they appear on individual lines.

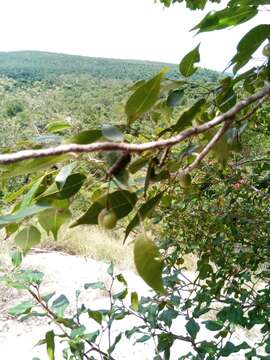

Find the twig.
xmin=176 ymin=120 xmax=232 ymax=176
xmin=159 ymin=147 xmax=171 ymax=167
xmin=0 ymin=84 xmax=269 ymax=165
xmin=236 ymin=96 xmax=268 ymax=123
xmin=248 ymin=184 xmax=270 ymax=198
xmin=232 ymin=157 xmax=270 ymax=168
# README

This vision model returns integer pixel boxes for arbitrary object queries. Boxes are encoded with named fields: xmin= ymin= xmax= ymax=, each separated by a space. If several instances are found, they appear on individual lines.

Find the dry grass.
xmin=36 ymin=226 xmax=134 ymax=270
xmin=0 ymin=225 xmax=134 ymax=271
xmin=0 ymin=224 xmax=197 ymax=273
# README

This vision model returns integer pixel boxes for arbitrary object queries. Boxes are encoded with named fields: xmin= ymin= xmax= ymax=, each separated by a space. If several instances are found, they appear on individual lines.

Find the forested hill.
xmin=0 ymin=51 xmax=220 ymax=82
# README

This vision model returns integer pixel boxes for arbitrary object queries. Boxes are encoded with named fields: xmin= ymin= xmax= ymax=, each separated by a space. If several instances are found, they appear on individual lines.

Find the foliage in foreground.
xmin=1 ymin=0 xmax=270 ymax=359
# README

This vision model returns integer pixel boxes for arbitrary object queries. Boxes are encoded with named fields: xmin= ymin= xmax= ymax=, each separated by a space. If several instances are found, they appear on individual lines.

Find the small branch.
xmin=247 ymin=184 xmax=270 ymax=198
xmin=231 ymin=157 xmax=270 ymax=168
xmin=237 ymin=95 xmax=268 ymax=123
xmin=107 ymin=152 xmax=131 ymax=178
xmin=177 ymin=120 xmax=232 ymax=176
xmin=0 ymin=84 xmax=270 ymax=165
xmin=159 ymin=147 xmax=171 ymax=167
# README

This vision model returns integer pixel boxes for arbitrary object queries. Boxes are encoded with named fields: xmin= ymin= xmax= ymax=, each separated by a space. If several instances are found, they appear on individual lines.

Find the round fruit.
xmin=263 ymin=43 xmax=270 ymax=57
xmin=179 ymin=173 xmax=192 ymax=188
xmin=98 ymin=209 xmax=117 ymax=229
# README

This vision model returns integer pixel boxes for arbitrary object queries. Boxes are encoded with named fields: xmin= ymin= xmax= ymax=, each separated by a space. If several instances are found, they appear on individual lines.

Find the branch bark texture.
xmin=0 ymin=83 xmax=269 ymax=165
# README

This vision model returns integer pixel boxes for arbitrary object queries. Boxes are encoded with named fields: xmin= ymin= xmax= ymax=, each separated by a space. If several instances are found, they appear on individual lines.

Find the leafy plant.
xmin=1 ymin=0 xmax=270 ymax=359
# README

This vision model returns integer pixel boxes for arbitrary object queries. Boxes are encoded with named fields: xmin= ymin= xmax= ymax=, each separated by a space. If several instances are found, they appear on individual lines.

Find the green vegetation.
xmin=1 ymin=1 xmax=270 ymax=359
xmin=0 ymin=52 xmax=220 ymax=150
xmin=0 ymin=50 xmax=221 ymax=82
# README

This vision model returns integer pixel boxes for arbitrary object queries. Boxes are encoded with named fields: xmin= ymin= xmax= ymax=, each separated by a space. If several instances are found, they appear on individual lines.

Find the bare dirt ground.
xmin=0 ymin=252 xmax=259 ymax=359
xmin=0 ymin=252 xmax=155 ymax=360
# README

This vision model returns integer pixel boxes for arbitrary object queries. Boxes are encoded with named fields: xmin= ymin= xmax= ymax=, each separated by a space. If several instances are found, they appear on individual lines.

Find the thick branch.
xmin=0 ymin=84 xmax=270 ymax=165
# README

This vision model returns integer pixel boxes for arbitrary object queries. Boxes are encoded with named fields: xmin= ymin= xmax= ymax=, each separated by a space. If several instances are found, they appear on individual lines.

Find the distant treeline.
xmin=0 ymin=51 xmax=221 ymax=83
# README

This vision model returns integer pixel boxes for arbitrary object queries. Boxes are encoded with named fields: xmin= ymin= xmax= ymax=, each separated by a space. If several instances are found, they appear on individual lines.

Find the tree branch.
xmin=177 ymin=120 xmax=232 ymax=176
xmin=231 ymin=157 xmax=270 ymax=168
xmin=237 ymin=95 xmax=268 ymax=123
xmin=0 ymin=84 xmax=270 ymax=165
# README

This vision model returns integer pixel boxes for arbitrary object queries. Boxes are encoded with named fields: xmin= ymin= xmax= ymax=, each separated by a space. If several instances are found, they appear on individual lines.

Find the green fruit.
xmin=179 ymin=173 xmax=192 ymax=188
xmin=263 ymin=43 xmax=270 ymax=57
xmin=98 ymin=209 xmax=117 ymax=229
xmin=134 ymin=234 xmax=165 ymax=294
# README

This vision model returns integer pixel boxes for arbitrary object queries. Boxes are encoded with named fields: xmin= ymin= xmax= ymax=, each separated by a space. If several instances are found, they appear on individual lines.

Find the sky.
xmin=0 ymin=0 xmax=268 ymax=71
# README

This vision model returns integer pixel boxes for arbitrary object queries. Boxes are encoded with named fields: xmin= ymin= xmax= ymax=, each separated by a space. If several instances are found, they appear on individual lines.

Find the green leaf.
xmin=192 ymin=5 xmax=258 ymax=33
xmin=131 ymin=292 xmax=139 ymax=311
xmin=8 ymin=300 xmax=35 ymax=317
xmin=113 ymin=288 xmax=128 ymax=300
xmin=15 ymin=226 xmax=41 ymax=254
xmin=0 ymin=155 xmax=69 ymax=178
xmin=198 ymin=262 xmax=213 ymax=279
xmin=157 ymin=333 xmax=174 ymax=352
xmin=116 ymin=273 xmax=127 ymax=286
xmin=18 ymin=176 xmax=45 ymax=210
xmin=9 ymin=249 xmax=23 ymax=268
xmin=15 ymin=270 xmax=44 ymax=286
xmin=216 ymin=86 xmax=236 ymax=112
xmin=65 ymin=129 xmax=103 ymax=144
xmin=40 ymin=173 xmax=86 ymax=200
xmin=56 ymin=173 xmax=86 ymax=199
xmin=72 ymin=190 xmax=137 ymax=227
xmin=4 ymin=178 xmax=38 ymax=203
xmin=166 ymin=89 xmax=184 ymax=108
xmin=102 ymin=124 xmax=124 ymax=142
xmin=125 ymin=69 xmax=167 ymax=124
xmin=46 ymin=120 xmax=71 ymax=133
xmin=108 ymin=333 xmax=122 ymax=354
xmin=84 ymin=281 xmax=106 ymax=290
xmin=51 ymin=295 xmax=69 ymax=317
xmin=38 ymin=208 xmax=71 ymax=240
xmin=217 ymin=305 xmax=245 ymax=326
xmin=84 ymin=330 xmax=100 ymax=342
xmin=129 ymin=79 xmax=146 ymax=91
xmin=136 ymin=335 xmax=151 ymax=343
xmin=219 ymin=341 xmax=250 ymax=357
xmin=172 ymin=98 xmax=206 ymax=133
xmin=124 ymin=192 xmax=163 ymax=241
xmin=71 ymin=201 xmax=104 ymax=227
xmin=134 ymin=234 xmax=165 ymax=294
xmin=185 ymin=318 xmax=200 ymax=339
xmin=107 ymin=262 xmax=114 ymax=276
xmin=230 ymin=24 xmax=270 ymax=73
xmin=88 ymin=310 xmax=103 ymax=325
xmin=265 ymin=339 xmax=270 ymax=354
xmin=129 ymin=157 xmax=149 ymax=174
xmin=45 ymin=331 xmax=55 ymax=360
xmin=179 ymin=45 xmax=200 ymax=77
xmin=70 ymin=325 xmax=86 ymax=339
xmin=203 ymin=320 xmax=224 ymax=331
xmin=42 ymin=292 xmax=56 ymax=304
xmin=159 ymin=309 xmax=178 ymax=328
xmin=55 ymin=163 xmax=77 ymax=190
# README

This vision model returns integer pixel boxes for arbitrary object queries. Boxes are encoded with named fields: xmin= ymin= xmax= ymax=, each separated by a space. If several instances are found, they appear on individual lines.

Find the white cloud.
xmin=0 ymin=0 xmax=268 ymax=71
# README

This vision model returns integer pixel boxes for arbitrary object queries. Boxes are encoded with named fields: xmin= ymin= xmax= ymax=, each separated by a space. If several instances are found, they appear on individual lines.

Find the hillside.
xmin=0 ymin=50 xmax=221 ymax=82
xmin=0 ymin=51 xmax=222 ymax=149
